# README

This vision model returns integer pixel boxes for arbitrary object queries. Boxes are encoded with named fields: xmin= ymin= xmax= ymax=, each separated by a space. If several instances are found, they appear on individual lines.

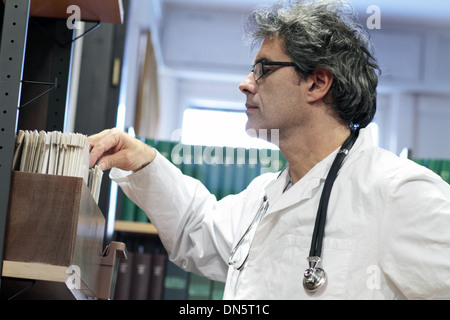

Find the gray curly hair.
xmin=244 ymin=0 xmax=381 ymax=128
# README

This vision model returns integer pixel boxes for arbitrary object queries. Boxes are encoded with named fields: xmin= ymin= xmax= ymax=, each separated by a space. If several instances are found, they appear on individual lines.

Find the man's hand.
xmin=88 ymin=128 xmax=157 ymax=172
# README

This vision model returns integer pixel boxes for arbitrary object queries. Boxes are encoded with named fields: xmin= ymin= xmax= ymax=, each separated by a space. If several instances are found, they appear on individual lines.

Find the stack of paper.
xmin=13 ymin=130 xmax=103 ymax=204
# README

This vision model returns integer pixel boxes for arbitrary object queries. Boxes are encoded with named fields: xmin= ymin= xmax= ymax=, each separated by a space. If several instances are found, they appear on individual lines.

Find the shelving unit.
xmin=0 ymin=0 xmax=32 ymax=292
xmin=115 ymin=221 xmax=159 ymax=235
xmin=0 ymin=0 xmax=124 ymax=299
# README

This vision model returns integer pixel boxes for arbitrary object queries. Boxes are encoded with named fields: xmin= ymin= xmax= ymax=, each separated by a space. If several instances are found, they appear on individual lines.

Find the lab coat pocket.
xmin=280 ymin=235 xmax=354 ymax=299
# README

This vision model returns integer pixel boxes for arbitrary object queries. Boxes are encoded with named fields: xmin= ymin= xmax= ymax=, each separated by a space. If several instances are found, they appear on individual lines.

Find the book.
xmin=113 ymin=251 xmax=135 ymax=300
xmin=210 ymin=281 xmax=225 ymax=300
xmin=440 ymin=160 xmax=450 ymax=184
xmin=163 ymin=260 xmax=189 ymax=300
xmin=120 ymin=192 xmax=137 ymax=221
xmin=148 ymin=253 xmax=167 ymax=300
xmin=427 ymin=159 xmax=442 ymax=176
xmin=154 ymin=140 xmax=174 ymax=161
xmin=205 ymin=161 xmax=223 ymax=199
xmin=247 ymin=148 xmax=261 ymax=182
xmin=187 ymin=273 xmax=212 ymax=300
xmin=129 ymin=249 xmax=153 ymax=300
xmin=135 ymin=206 xmax=150 ymax=223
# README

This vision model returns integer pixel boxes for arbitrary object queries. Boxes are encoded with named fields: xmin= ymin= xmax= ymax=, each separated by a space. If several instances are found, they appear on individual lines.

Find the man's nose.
xmin=239 ymin=72 xmax=256 ymax=95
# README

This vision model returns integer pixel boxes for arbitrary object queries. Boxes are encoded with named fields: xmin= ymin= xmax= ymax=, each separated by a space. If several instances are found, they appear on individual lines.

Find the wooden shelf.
xmin=2 ymin=261 xmax=67 ymax=282
xmin=3 ymin=0 xmax=124 ymax=23
xmin=115 ymin=220 xmax=159 ymax=235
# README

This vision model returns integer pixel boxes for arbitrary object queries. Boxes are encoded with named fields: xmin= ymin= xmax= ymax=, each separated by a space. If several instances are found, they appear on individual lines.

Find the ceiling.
xmin=155 ymin=0 xmax=450 ymax=78
xmin=162 ymin=0 xmax=450 ymax=26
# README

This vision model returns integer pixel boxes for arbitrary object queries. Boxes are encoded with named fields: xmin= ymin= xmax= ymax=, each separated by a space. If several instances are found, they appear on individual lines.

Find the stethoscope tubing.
xmin=309 ymin=128 xmax=360 ymax=258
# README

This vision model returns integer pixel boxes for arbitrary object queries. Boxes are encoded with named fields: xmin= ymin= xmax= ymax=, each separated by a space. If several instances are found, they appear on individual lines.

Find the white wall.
xmin=372 ymin=23 xmax=450 ymax=158
xmin=124 ymin=0 xmax=450 ymax=159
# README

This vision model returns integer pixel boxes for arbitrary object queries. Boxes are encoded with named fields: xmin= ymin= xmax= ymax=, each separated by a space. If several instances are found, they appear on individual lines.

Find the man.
xmin=89 ymin=0 xmax=450 ymax=299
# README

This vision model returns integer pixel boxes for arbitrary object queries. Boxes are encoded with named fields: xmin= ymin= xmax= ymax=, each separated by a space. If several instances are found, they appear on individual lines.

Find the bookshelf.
xmin=114 ymin=187 xmax=228 ymax=300
xmin=0 ymin=0 xmax=124 ymax=299
xmin=113 ymin=220 xmax=226 ymax=300
xmin=115 ymin=220 xmax=159 ymax=235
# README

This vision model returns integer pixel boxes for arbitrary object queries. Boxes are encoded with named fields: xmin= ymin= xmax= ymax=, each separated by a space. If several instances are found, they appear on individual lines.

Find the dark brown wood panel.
xmin=3 ymin=171 xmax=107 ymax=298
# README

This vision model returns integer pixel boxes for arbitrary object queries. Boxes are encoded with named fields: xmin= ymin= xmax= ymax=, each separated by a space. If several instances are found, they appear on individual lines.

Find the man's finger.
xmin=88 ymin=129 xmax=111 ymax=150
xmin=97 ymin=149 xmax=135 ymax=171
xmin=89 ymin=130 xmax=123 ymax=168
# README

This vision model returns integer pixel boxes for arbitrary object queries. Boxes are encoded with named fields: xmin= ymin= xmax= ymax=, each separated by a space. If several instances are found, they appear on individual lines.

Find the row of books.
xmin=150 ymin=139 xmax=266 ymax=200
xmin=114 ymin=238 xmax=225 ymax=300
xmin=13 ymin=130 xmax=103 ymax=203
xmin=414 ymin=158 xmax=450 ymax=184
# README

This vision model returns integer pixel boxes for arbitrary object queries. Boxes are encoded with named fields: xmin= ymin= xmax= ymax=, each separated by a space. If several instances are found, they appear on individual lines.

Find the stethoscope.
xmin=228 ymin=128 xmax=360 ymax=293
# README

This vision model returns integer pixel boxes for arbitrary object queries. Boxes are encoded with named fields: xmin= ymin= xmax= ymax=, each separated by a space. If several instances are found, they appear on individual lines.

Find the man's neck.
xmin=279 ymin=124 xmax=351 ymax=184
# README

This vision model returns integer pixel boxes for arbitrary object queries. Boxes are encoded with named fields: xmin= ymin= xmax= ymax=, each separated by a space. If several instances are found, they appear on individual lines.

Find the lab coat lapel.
xmin=264 ymin=166 xmax=324 ymax=215
xmin=262 ymin=127 xmax=375 ymax=215
xmin=263 ymin=146 xmax=344 ymax=215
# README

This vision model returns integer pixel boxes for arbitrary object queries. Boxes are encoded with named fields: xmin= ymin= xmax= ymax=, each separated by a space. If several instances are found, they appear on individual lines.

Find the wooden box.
xmin=1 ymin=171 xmax=117 ymax=299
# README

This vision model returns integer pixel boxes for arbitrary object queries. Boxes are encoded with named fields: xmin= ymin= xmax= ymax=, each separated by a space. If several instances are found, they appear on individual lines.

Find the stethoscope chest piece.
xmin=303 ymin=256 xmax=326 ymax=292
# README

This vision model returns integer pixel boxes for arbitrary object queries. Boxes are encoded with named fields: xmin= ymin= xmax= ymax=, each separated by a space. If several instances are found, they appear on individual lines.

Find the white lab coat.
xmin=111 ymin=128 xmax=450 ymax=299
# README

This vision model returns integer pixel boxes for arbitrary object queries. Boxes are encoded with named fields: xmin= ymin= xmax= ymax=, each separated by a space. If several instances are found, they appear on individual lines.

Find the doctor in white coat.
xmin=88 ymin=0 xmax=450 ymax=299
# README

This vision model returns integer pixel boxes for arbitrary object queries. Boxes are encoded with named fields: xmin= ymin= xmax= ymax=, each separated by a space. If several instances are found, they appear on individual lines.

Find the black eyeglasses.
xmin=252 ymin=61 xmax=298 ymax=81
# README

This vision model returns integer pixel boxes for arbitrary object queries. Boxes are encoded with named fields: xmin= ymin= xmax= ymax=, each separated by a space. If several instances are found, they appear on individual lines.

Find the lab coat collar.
xmin=263 ymin=127 xmax=374 ymax=214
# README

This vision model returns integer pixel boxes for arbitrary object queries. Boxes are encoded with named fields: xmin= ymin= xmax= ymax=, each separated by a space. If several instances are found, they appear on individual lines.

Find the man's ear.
xmin=306 ymin=68 xmax=334 ymax=103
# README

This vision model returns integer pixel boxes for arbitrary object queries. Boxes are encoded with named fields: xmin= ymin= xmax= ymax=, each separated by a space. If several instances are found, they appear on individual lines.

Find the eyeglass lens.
xmin=253 ymin=62 xmax=263 ymax=81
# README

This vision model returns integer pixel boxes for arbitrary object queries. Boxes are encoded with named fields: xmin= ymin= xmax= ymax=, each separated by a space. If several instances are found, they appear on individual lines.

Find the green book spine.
xmin=427 ymin=159 xmax=442 ymax=175
xmin=414 ymin=158 xmax=425 ymax=167
xmin=232 ymin=147 xmax=248 ymax=194
xmin=206 ymin=163 xmax=223 ymax=199
xmin=163 ymin=261 xmax=188 ymax=300
xmin=187 ymin=273 xmax=212 ymax=300
xmin=179 ymin=144 xmax=195 ymax=177
xmin=144 ymin=138 xmax=155 ymax=147
xmin=121 ymin=194 xmax=136 ymax=221
xmin=210 ymin=281 xmax=225 ymax=300
xmin=440 ymin=160 xmax=450 ymax=184
xmin=247 ymin=148 xmax=261 ymax=182
xmin=220 ymin=163 xmax=234 ymax=199
xmin=135 ymin=206 xmax=150 ymax=223
xmin=190 ymin=145 xmax=208 ymax=185
xmin=155 ymin=140 xmax=174 ymax=162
